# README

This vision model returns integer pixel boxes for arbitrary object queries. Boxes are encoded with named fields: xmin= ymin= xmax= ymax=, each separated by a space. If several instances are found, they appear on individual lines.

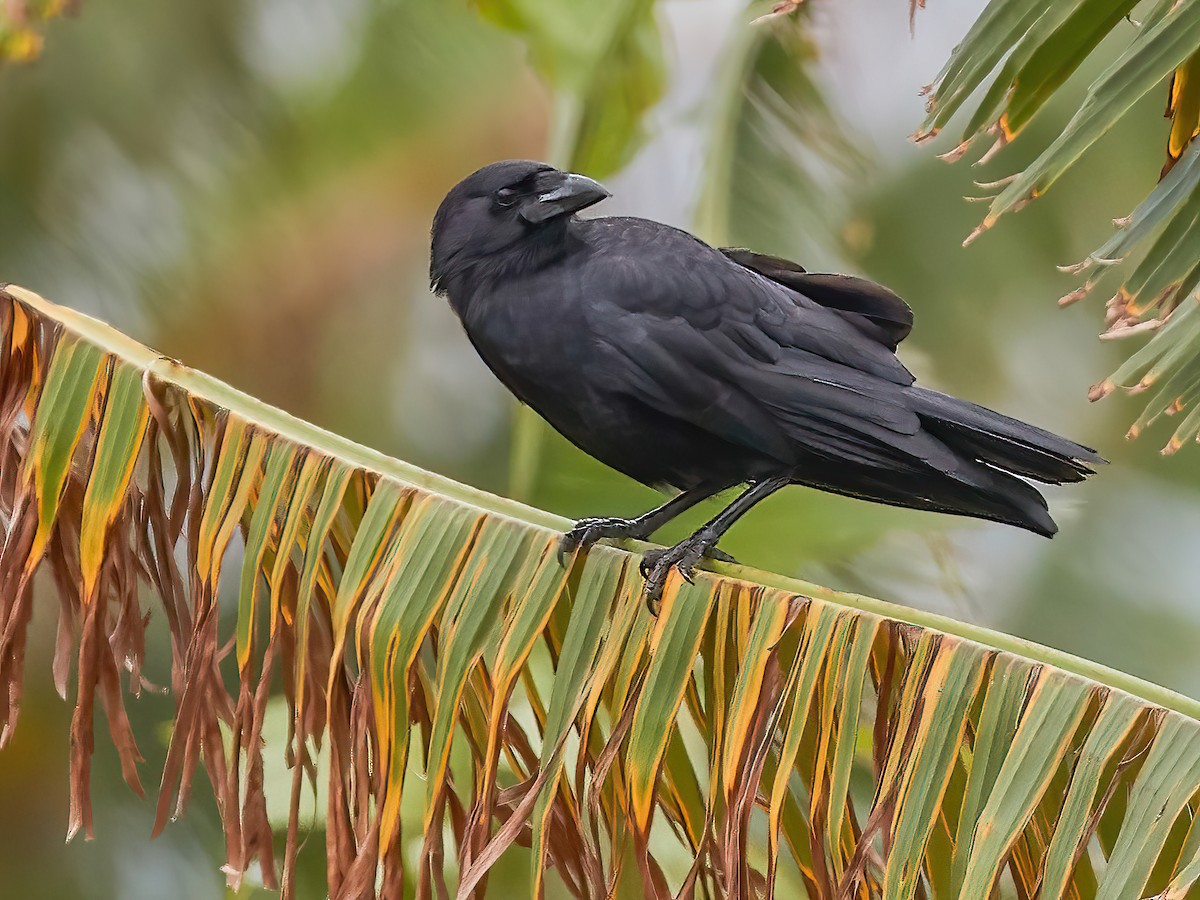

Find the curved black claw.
xmin=639 ymin=534 xmax=718 ymax=613
xmin=557 ymin=516 xmax=646 ymax=567
xmin=705 ymin=547 xmax=739 ymax=565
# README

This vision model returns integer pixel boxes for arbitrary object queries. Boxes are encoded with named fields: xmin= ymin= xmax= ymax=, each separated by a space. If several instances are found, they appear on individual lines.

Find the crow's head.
xmin=430 ymin=160 xmax=609 ymax=294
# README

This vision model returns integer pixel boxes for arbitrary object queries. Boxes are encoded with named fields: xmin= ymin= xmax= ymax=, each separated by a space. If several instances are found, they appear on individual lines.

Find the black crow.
xmin=430 ymin=160 xmax=1102 ymax=600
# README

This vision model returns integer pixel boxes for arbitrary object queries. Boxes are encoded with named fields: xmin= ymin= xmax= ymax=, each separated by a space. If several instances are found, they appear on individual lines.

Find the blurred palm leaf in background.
xmin=914 ymin=0 xmax=1200 ymax=453
xmin=696 ymin=6 xmax=859 ymax=258
xmin=476 ymin=0 xmax=665 ymax=179
xmin=0 ymin=0 xmax=75 ymax=63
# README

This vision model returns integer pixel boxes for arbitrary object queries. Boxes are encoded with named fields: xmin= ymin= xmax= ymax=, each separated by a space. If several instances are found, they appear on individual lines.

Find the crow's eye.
xmin=494 ymin=187 xmax=520 ymax=209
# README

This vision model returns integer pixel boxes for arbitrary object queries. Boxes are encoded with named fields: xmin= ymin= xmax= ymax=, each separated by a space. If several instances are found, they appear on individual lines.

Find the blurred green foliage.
xmin=0 ymin=0 xmax=71 ymax=63
xmin=0 ymin=0 xmax=1199 ymax=896
xmin=477 ymin=0 xmax=665 ymax=175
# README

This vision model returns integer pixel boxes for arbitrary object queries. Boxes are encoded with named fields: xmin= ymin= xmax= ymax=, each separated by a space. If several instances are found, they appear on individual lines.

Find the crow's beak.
xmin=520 ymin=172 xmax=611 ymax=223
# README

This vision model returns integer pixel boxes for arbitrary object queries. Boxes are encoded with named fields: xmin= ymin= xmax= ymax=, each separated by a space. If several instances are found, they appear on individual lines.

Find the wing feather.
xmin=721 ymin=248 xmax=914 ymax=350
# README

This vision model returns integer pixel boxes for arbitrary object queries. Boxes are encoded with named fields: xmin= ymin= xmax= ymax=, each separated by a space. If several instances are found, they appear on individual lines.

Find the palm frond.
xmin=476 ymin=0 xmax=666 ymax=180
xmin=697 ymin=9 xmax=862 ymax=258
xmin=1 ymin=282 xmax=1199 ymax=897
xmin=914 ymin=0 xmax=1200 ymax=452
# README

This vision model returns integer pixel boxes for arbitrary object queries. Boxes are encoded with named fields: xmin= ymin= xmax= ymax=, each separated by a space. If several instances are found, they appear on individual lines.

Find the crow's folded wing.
xmin=580 ymin=238 xmax=965 ymax=476
xmin=579 ymin=222 xmax=914 ymax=385
xmin=593 ymin=317 xmax=934 ymax=472
xmin=720 ymin=248 xmax=914 ymax=351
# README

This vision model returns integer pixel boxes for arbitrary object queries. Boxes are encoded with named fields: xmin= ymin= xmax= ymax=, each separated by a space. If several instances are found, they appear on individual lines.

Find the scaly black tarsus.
xmin=640 ymin=477 xmax=790 ymax=608
xmin=557 ymin=485 xmax=721 ymax=565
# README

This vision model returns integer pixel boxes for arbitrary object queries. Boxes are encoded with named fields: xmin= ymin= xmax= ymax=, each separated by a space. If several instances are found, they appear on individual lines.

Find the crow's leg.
xmin=641 ymin=476 xmax=790 ymax=607
xmin=558 ymin=486 xmax=720 ymax=565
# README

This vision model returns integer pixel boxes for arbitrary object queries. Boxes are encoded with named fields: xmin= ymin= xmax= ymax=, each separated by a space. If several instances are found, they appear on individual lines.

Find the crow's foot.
xmin=640 ymin=542 xmax=737 ymax=576
xmin=640 ymin=534 xmax=725 ymax=613
xmin=558 ymin=516 xmax=647 ymax=566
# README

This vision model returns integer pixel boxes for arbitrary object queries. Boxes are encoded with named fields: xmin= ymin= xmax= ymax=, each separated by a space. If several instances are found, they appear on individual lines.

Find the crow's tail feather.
xmin=868 ymin=385 xmax=1107 ymax=537
xmin=790 ymin=388 xmax=1100 ymax=538
xmin=800 ymin=456 xmax=1062 ymax=537
xmin=909 ymin=387 xmax=1104 ymax=486
xmin=957 ymin=465 xmax=1059 ymax=537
